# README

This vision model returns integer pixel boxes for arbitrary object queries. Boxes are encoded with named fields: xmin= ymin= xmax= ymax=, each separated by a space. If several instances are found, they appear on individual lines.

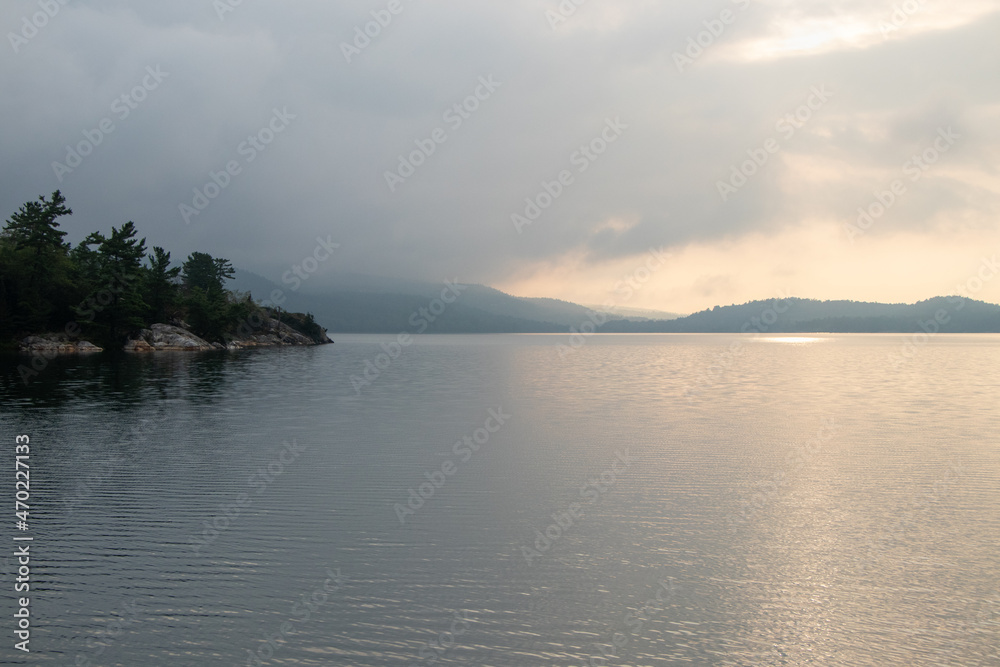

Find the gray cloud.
xmin=2 ymin=0 xmax=998 ymax=295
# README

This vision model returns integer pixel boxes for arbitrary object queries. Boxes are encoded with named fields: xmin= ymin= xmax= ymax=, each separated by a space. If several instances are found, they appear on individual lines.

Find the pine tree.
xmin=182 ymin=252 xmax=236 ymax=340
xmin=144 ymin=247 xmax=181 ymax=323
xmin=182 ymin=252 xmax=234 ymax=298
xmin=0 ymin=191 xmax=75 ymax=335
xmin=76 ymin=222 xmax=148 ymax=347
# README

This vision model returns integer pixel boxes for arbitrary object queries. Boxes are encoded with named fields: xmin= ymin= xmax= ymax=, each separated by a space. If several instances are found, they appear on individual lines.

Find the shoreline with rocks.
xmin=17 ymin=318 xmax=333 ymax=355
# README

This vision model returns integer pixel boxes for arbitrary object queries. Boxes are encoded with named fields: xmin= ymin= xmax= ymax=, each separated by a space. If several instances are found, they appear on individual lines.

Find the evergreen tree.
xmin=0 ymin=191 xmax=75 ymax=334
xmin=144 ymin=247 xmax=181 ymax=323
xmin=3 ymin=190 xmax=70 ymax=255
xmin=1 ymin=192 xmax=330 ymax=349
xmin=182 ymin=252 xmax=233 ymax=297
xmin=76 ymin=222 xmax=148 ymax=347
xmin=182 ymin=252 xmax=236 ymax=340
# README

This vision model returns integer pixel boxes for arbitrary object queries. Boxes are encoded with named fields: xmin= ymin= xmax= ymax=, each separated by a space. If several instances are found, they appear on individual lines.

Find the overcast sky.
xmin=2 ymin=0 xmax=999 ymax=312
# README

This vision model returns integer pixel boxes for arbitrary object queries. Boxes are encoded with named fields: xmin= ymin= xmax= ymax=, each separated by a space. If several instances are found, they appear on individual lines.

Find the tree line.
xmin=0 ymin=191 xmax=319 ymax=349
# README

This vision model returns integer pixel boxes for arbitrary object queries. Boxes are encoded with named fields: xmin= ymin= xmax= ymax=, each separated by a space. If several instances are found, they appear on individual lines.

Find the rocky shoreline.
xmin=18 ymin=318 xmax=332 ymax=355
xmin=20 ymin=336 xmax=104 ymax=354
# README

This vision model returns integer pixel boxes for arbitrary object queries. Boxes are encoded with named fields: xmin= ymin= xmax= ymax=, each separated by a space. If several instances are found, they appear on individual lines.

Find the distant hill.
xmin=231 ymin=270 xmax=611 ymax=333
xmin=582 ymin=304 xmax=684 ymax=321
xmin=599 ymin=297 xmax=1000 ymax=333
xmin=231 ymin=271 xmax=1000 ymax=334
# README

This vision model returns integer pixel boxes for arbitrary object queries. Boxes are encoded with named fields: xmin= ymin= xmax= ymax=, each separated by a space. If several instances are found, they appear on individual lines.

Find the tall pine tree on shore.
xmin=0 ymin=191 xmax=76 ymax=336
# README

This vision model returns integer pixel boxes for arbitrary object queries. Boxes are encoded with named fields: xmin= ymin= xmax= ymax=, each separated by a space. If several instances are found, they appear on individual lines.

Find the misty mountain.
xmin=232 ymin=270 xmax=1000 ymax=334
xmin=231 ymin=270 xmax=610 ymax=333
xmin=582 ymin=304 xmax=684 ymax=321
xmin=599 ymin=297 xmax=1000 ymax=333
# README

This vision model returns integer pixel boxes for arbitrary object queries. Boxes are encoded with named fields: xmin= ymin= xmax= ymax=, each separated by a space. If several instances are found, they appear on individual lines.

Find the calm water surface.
xmin=0 ymin=334 xmax=997 ymax=666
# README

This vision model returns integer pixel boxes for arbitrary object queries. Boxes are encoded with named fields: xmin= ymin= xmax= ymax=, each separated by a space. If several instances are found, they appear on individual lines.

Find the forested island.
xmin=0 ymin=191 xmax=331 ymax=362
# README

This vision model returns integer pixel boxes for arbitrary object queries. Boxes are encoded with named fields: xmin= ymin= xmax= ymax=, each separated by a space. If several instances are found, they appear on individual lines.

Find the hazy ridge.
xmin=234 ymin=271 xmax=1000 ymax=334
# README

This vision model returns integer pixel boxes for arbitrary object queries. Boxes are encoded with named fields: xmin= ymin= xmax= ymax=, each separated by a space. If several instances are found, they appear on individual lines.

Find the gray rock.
xmin=123 ymin=318 xmax=329 ymax=352
xmin=125 ymin=324 xmax=215 ymax=352
xmin=226 ymin=318 xmax=324 ymax=348
xmin=19 ymin=334 xmax=103 ymax=354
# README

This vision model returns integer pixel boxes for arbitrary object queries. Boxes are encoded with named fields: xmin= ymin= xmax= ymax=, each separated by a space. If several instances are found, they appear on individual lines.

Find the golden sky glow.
xmin=497 ymin=221 xmax=1000 ymax=314
xmin=491 ymin=0 xmax=1000 ymax=313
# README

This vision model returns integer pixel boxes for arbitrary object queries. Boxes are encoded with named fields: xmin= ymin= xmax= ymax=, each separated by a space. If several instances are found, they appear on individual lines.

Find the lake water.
xmin=1 ymin=334 xmax=998 ymax=666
